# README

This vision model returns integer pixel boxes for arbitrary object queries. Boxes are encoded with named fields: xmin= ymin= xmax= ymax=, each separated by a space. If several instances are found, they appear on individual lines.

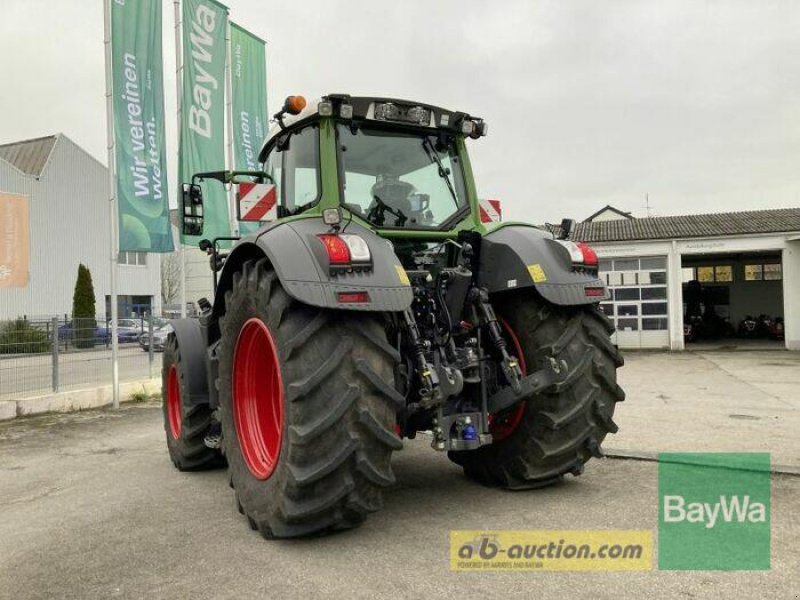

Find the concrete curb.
xmin=604 ymin=448 xmax=800 ymax=477
xmin=0 ymin=378 xmax=161 ymax=421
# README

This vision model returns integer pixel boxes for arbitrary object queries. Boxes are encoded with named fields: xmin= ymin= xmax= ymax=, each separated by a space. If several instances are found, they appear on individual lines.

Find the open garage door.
xmin=681 ymin=252 xmax=785 ymax=349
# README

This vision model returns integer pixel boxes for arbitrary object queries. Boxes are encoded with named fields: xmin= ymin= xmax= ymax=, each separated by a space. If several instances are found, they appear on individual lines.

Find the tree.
xmin=161 ymin=251 xmax=182 ymax=305
xmin=72 ymin=263 xmax=97 ymax=348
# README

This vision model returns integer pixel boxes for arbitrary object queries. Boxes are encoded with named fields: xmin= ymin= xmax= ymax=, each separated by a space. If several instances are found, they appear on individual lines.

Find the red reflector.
xmin=318 ymin=234 xmax=351 ymax=264
xmin=584 ymin=287 xmax=606 ymax=297
xmin=337 ymin=291 xmax=370 ymax=303
xmin=577 ymin=242 xmax=598 ymax=266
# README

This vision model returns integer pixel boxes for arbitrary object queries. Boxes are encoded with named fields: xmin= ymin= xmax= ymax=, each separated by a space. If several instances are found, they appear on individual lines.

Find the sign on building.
xmin=0 ymin=193 xmax=29 ymax=288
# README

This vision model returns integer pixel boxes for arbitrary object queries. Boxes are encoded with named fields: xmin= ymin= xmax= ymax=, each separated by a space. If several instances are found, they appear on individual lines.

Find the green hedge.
xmin=0 ymin=319 xmax=51 ymax=354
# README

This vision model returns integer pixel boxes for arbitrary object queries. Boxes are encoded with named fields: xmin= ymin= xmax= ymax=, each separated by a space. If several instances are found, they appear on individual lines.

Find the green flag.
xmin=111 ymin=0 xmax=173 ymax=252
xmin=179 ymin=0 xmax=229 ymax=244
xmin=230 ymin=23 xmax=268 ymax=235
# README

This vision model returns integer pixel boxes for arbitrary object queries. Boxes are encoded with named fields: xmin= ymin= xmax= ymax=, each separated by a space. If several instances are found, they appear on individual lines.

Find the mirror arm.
xmin=205 ymin=236 xmax=241 ymax=293
xmin=192 ymin=170 xmax=275 ymax=186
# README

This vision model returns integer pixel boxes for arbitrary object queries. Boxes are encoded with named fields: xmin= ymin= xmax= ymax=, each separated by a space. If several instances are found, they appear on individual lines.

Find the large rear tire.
xmin=162 ymin=334 xmax=224 ymax=471
xmin=449 ymin=291 xmax=624 ymax=489
xmin=219 ymin=259 xmax=403 ymax=538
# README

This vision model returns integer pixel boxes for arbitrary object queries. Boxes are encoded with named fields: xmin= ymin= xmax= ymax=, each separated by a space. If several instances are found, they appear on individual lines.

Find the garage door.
xmin=598 ymin=256 xmax=670 ymax=349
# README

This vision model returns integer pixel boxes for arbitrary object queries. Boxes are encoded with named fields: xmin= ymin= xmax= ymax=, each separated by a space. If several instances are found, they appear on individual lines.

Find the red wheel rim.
xmin=489 ymin=318 xmax=527 ymax=441
xmin=167 ymin=364 xmax=182 ymax=439
xmin=232 ymin=318 xmax=284 ymax=480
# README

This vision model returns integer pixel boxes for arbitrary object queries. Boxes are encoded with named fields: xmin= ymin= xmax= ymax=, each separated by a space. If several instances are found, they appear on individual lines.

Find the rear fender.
xmin=212 ymin=218 xmax=413 ymax=320
xmin=479 ymin=224 xmax=608 ymax=305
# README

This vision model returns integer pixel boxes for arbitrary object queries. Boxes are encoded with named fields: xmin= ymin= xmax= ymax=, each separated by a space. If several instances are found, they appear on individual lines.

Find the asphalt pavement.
xmin=610 ymin=349 xmax=800 ymax=470
xmin=1 ymin=401 xmax=798 ymax=600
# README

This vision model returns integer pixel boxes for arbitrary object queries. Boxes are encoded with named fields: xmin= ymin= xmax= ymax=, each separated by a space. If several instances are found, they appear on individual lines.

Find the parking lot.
xmin=1 ymin=349 xmax=798 ymax=599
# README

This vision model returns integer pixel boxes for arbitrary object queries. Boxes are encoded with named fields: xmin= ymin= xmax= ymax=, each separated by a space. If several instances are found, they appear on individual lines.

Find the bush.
xmin=72 ymin=264 xmax=97 ymax=349
xmin=0 ymin=319 xmax=51 ymax=354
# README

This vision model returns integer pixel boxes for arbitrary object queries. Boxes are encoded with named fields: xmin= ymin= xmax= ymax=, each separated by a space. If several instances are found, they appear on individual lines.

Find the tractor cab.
xmin=257 ymin=95 xmax=487 ymax=232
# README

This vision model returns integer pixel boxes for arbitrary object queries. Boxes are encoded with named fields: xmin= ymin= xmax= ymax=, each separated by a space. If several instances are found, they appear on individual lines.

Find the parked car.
xmin=139 ymin=322 xmax=173 ymax=352
xmin=116 ymin=318 xmax=143 ymax=343
xmin=57 ymin=321 xmax=110 ymax=345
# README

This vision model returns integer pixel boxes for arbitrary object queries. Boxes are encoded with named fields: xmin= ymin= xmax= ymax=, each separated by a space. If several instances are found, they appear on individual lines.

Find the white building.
xmin=0 ymin=134 xmax=162 ymax=320
xmin=568 ymin=207 xmax=800 ymax=351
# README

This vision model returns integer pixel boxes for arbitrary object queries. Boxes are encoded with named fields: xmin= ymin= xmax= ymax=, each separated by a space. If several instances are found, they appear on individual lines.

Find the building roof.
xmin=547 ymin=207 xmax=800 ymax=243
xmin=584 ymin=204 xmax=633 ymax=222
xmin=0 ymin=134 xmax=58 ymax=177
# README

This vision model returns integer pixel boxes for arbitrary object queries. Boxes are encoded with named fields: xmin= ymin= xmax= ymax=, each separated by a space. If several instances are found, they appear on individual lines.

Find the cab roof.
xmin=258 ymin=94 xmax=482 ymax=163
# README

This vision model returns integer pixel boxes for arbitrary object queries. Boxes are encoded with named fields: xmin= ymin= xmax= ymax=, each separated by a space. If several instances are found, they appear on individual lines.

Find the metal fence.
xmin=0 ymin=314 xmax=166 ymax=401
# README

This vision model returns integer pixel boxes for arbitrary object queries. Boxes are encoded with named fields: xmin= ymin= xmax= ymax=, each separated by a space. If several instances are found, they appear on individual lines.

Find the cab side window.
xmin=263 ymin=125 xmax=320 ymax=213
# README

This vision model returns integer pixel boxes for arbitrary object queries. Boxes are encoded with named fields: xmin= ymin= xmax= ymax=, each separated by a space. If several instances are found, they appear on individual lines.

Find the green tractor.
xmin=164 ymin=94 xmax=624 ymax=538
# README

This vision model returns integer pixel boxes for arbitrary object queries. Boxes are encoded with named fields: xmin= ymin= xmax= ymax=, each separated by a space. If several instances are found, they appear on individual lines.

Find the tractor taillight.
xmin=340 ymin=234 xmax=371 ymax=263
xmin=318 ymin=234 xmax=351 ymax=264
xmin=317 ymin=233 xmax=372 ymax=266
xmin=337 ymin=291 xmax=370 ymax=304
xmin=577 ymin=242 xmax=598 ymax=267
xmin=584 ymin=287 xmax=606 ymax=297
xmin=555 ymin=240 xmax=599 ymax=268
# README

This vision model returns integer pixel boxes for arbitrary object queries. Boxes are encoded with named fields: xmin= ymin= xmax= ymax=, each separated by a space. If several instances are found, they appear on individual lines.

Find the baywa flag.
xmin=179 ymin=0 xmax=229 ymax=244
xmin=230 ymin=23 xmax=268 ymax=236
xmin=111 ymin=0 xmax=173 ymax=252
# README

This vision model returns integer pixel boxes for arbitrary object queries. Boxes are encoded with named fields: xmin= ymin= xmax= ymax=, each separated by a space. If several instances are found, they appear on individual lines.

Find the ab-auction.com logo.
xmin=450 ymin=530 xmax=652 ymax=571
xmin=658 ymin=453 xmax=771 ymax=570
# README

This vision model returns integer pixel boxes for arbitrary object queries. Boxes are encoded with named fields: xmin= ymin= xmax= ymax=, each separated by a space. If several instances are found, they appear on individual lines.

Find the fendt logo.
xmin=663 ymin=494 xmax=767 ymax=529
xmin=658 ymin=453 xmax=771 ymax=570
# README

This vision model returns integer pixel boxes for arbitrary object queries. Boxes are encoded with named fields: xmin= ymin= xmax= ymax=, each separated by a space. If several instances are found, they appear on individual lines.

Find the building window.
xmin=119 ymin=251 xmax=147 ymax=266
xmin=649 ymin=271 xmax=667 ymax=285
xmin=696 ymin=266 xmax=714 ymax=283
xmin=764 ymin=264 xmax=782 ymax=280
xmin=640 ymin=257 xmax=666 ymax=270
xmin=694 ymin=265 xmax=732 ymax=283
xmin=744 ymin=263 xmax=782 ymax=281
xmin=682 ymin=267 xmax=696 ymax=283
xmin=641 ymin=302 xmax=668 ymax=316
xmin=614 ymin=288 xmax=641 ymax=301
xmin=744 ymin=264 xmax=763 ymax=281
xmin=641 ymin=287 xmax=667 ymax=300
xmin=714 ymin=266 xmax=733 ymax=283
xmin=617 ymin=318 xmax=639 ymax=331
xmin=613 ymin=259 xmax=639 ymax=271
xmin=642 ymin=318 xmax=669 ymax=330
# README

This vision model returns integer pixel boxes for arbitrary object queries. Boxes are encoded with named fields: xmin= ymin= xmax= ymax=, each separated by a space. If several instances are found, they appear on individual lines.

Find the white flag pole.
xmin=225 ymin=20 xmax=238 ymax=236
xmin=103 ymin=0 xmax=120 ymax=409
xmin=174 ymin=0 xmax=187 ymax=319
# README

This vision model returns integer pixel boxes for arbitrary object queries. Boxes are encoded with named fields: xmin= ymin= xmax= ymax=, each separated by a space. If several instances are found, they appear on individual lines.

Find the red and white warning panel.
xmin=479 ymin=198 xmax=502 ymax=223
xmin=238 ymin=182 xmax=277 ymax=222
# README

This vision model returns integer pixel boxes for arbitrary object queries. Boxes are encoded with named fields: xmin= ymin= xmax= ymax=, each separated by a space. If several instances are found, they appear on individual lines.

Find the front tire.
xmin=219 ymin=259 xmax=403 ymax=538
xmin=449 ymin=291 xmax=625 ymax=489
xmin=162 ymin=334 xmax=223 ymax=471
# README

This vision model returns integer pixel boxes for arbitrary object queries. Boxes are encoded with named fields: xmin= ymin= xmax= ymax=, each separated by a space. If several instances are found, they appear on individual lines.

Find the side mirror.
xmin=559 ymin=218 xmax=576 ymax=240
xmin=182 ymin=184 xmax=204 ymax=236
